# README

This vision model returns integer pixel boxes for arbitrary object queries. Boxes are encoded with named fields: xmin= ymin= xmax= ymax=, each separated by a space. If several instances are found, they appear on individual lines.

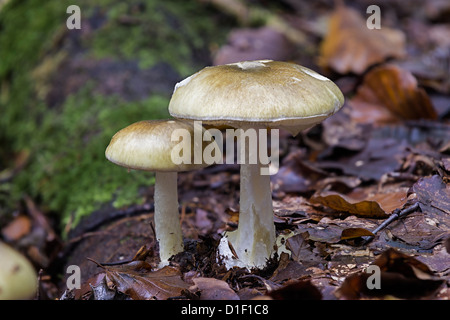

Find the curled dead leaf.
xmin=310 ymin=181 xmax=409 ymax=218
xmin=310 ymin=191 xmax=390 ymax=218
xmin=319 ymin=5 xmax=405 ymax=74
xmin=335 ymin=248 xmax=445 ymax=299
xmin=101 ymin=262 xmax=190 ymax=300
xmin=190 ymin=277 xmax=239 ymax=300
xmin=340 ymin=227 xmax=375 ymax=240
xmin=351 ymin=64 xmax=438 ymax=123
xmin=1 ymin=215 xmax=32 ymax=241
xmin=411 ymin=175 xmax=450 ymax=216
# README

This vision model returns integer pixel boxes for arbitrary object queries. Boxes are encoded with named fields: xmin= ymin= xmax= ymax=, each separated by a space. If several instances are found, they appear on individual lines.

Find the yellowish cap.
xmin=169 ymin=60 xmax=344 ymax=135
xmin=105 ymin=119 xmax=212 ymax=172
xmin=0 ymin=242 xmax=37 ymax=300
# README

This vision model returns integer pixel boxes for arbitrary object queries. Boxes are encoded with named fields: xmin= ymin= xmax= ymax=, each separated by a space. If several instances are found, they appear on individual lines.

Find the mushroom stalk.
xmin=226 ymin=161 xmax=276 ymax=269
xmin=154 ymin=171 xmax=184 ymax=265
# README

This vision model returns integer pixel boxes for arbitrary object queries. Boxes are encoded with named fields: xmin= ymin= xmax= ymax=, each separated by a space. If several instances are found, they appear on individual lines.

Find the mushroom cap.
xmin=0 ymin=242 xmax=37 ymax=300
xmin=168 ymin=60 xmax=344 ymax=135
xmin=105 ymin=119 xmax=213 ymax=172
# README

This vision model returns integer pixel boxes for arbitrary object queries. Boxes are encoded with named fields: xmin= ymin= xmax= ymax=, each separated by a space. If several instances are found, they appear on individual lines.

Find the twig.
xmin=86 ymin=244 xmax=153 ymax=267
xmin=362 ymin=202 xmax=421 ymax=244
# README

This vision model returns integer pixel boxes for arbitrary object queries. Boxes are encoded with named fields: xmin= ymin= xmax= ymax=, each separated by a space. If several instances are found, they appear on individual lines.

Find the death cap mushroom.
xmin=168 ymin=60 xmax=344 ymax=269
xmin=105 ymin=119 xmax=219 ymax=266
xmin=168 ymin=59 xmax=344 ymax=136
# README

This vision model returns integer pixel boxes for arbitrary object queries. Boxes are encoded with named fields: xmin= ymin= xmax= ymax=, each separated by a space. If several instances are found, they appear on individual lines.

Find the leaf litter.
xmin=46 ymin=1 xmax=450 ymax=300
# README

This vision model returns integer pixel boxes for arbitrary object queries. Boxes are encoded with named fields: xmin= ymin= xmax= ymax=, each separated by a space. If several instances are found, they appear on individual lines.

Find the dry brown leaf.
xmin=410 ymin=175 xmax=450 ymax=216
xmin=310 ymin=191 xmax=388 ymax=218
xmin=340 ymin=227 xmax=375 ymax=240
xmin=190 ymin=277 xmax=240 ymax=300
xmin=310 ymin=186 xmax=408 ymax=218
xmin=335 ymin=248 xmax=445 ymax=299
xmin=102 ymin=262 xmax=190 ymax=300
xmin=1 ymin=215 xmax=32 ymax=241
xmin=350 ymin=64 xmax=438 ymax=123
xmin=319 ymin=5 xmax=405 ymax=74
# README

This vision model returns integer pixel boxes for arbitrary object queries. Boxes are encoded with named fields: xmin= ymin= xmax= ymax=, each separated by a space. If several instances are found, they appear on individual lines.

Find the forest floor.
xmin=0 ymin=0 xmax=449 ymax=301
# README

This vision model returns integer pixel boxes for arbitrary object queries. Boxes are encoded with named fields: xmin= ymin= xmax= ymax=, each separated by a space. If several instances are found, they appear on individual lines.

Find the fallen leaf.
xmin=101 ymin=261 xmax=190 ymax=300
xmin=340 ymin=228 xmax=375 ymax=240
xmin=393 ymin=175 xmax=450 ymax=250
xmin=271 ymin=149 xmax=327 ymax=194
xmin=350 ymin=64 xmax=438 ymax=123
xmin=411 ymin=175 xmax=450 ymax=217
xmin=295 ymin=223 xmax=344 ymax=244
xmin=318 ymin=136 xmax=409 ymax=182
xmin=89 ymin=274 xmax=128 ymax=300
xmin=1 ymin=215 xmax=32 ymax=241
xmin=416 ymin=246 xmax=450 ymax=278
xmin=190 ymin=277 xmax=239 ymax=300
xmin=310 ymin=191 xmax=390 ymax=218
xmin=442 ymin=158 xmax=450 ymax=173
xmin=267 ymin=280 xmax=322 ymax=300
xmin=286 ymin=232 xmax=323 ymax=264
xmin=319 ymin=5 xmax=405 ymax=74
xmin=269 ymin=260 xmax=311 ymax=283
xmin=335 ymin=248 xmax=445 ymax=299
xmin=322 ymin=110 xmax=368 ymax=153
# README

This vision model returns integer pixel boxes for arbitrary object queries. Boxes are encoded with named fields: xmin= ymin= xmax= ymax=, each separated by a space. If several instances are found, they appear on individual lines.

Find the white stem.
xmin=154 ymin=171 xmax=183 ymax=265
xmin=226 ymin=161 xmax=275 ymax=269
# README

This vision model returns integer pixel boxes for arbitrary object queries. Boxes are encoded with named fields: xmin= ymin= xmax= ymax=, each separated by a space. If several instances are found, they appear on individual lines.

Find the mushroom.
xmin=0 ymin=241 xmax=37 ymax=300
xmin=105 ymin=119 xmax=218 ymax=266
xmin=168 ymin=60 xmax=344 ymax=269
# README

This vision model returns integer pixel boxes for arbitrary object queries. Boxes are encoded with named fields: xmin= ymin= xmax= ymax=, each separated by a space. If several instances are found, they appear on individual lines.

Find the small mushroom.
xmin=0 ymin=241 xmax=37 ymax=300
xmin=105 ymin=119 xmax=217 ymax=266
xmin=169 ymin=60 xmax=344 ymax=269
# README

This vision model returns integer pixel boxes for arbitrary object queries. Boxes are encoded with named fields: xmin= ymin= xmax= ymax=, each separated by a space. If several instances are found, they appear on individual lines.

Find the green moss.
xmin=11 ymin=86 xmax=169 ymax=228
xmin=0 ymin=0 xmax=232 ymax=234
xmin=87 ymin=0 xmax=228 ymax=77
xmin=0 ymin=0 xmax=72 ymax=224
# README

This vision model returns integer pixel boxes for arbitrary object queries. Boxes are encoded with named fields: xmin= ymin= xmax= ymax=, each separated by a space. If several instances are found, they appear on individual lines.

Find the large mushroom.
xmin=105 ymin=119 xmax=218 ymax=266
xmin=168 ymin=60 xmax=344 ymax=269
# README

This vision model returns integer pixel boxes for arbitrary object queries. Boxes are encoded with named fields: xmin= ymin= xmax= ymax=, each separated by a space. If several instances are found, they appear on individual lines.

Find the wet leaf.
xmin=268 ymin=280 xmax=322 ymax=300
xmin=89 ymin=275 xmax=128 ymax=300
xmin=102 ymin=262 xmax=190 ymax=300
xmin=286 ymin=232 xmax=324 ymax=264
xmin=340 ymin=228 xmax=375 ymax=240
xmin=319 ymin=5 xmax=405 ymax=74
xmin=411 ymin=175 xmax=450 ymax=217
xmin=190 ymin=277 xmax=239 ymax=300
xmin=296 ymin=223 xmax=344 ymax=244
xmin=310 ymin=191 xmax=390 ymax=218
xmin=317 ymin=137 xmax=408 ymax=181
xmin=269 ymin=259 xmax=311 ymax=283
xmin=336 ymin=248 xmax=445 ymax=299
xmin=350 ymin=64 xmax=438 ymax=122
xmin=271 ymin=149 xmax=327 ymax=194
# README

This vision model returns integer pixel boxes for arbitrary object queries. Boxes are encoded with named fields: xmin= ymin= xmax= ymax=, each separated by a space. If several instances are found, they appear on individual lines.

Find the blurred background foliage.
xmin=0 ymin=0 xmax=234 ymax=233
